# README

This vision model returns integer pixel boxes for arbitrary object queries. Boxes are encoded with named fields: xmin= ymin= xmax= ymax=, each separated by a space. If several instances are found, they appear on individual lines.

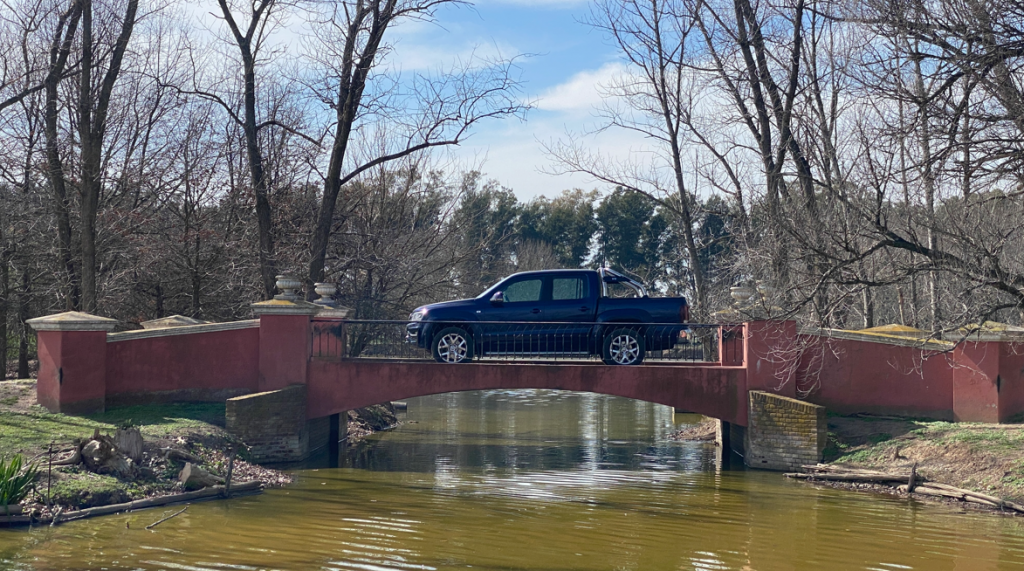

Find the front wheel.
xmin=602 ymin=328 xmax=645 ymax=365
xmin=431 ymin=326 xmax=474 ymax=364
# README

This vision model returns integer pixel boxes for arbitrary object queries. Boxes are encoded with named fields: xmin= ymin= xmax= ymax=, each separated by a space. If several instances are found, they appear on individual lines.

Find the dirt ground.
xmin=670 ymin=416 xmax=717 ymax=441
xmin=0 ymin=379 xmax=38 ymax=414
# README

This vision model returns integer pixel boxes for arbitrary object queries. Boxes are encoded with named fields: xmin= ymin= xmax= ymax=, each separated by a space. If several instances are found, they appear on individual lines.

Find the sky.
xmin=387 ymin=0 xmax=644 ymax=202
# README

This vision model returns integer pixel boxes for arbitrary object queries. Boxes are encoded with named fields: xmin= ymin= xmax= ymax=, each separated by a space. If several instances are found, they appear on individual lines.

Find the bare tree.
xmin=301 ymin=0 xmax=527 ymax=296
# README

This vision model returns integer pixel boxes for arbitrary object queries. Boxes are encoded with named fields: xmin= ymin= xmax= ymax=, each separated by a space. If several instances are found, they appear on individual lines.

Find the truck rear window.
xmin=552 ymin=277 xmax=589 ymax=301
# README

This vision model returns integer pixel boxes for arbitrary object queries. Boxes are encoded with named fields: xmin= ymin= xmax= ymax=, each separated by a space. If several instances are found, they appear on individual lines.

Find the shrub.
xmin=0 ymin=454 xmax=38 ymax=513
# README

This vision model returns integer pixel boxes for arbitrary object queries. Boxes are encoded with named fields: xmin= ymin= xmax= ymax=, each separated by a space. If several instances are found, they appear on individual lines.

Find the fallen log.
xmin=923 ymin=482 xmax=1003 ymax=503
xmin=800 ymin=466 xmax=910 ymax=479
xmin=908 ymin=485 xmax=965 ymax=500
xmin=52 ymin=448 xmax=81 ymax=466
xmin=786 ymin=472 xmax=912 ymax=483
xmin=0 ymin=515 xmax=33 ymax=526
xmin=795 ymin=464 xmax=1024 ymax=515
xmin=1 ymin=505 xmax=23 ymax=516
xmin=53 ymin=481 xmax=262 ymax=525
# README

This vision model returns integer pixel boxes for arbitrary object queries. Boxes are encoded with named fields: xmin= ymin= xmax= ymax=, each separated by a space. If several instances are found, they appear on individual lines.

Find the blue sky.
xmin=390 ymin=0 xmax=642 ymax=201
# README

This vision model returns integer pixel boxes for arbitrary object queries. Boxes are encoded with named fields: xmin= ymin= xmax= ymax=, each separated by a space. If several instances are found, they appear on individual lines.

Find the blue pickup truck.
xmin=406 ymin=268 xmax=689 ymax=365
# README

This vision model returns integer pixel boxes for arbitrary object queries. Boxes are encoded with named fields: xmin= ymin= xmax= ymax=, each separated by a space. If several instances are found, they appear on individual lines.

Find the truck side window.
xmin=552 ymin=277 xmax=589 ymax=301
xmin=503 ymin=279 xmax=542 ymax=303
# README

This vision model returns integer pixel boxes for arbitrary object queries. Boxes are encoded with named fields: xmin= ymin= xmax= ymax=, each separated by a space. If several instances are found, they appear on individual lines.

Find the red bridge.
xmin=27 ymin=299 xmax=1024 ymax=470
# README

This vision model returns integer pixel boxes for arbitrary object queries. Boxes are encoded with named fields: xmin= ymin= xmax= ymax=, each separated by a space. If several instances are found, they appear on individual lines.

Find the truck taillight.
xmin=680 ymin=303 xmax=689 ymax=323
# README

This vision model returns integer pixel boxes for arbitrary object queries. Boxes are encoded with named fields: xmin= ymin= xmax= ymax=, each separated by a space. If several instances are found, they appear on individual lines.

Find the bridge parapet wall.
xmin=795 ymin=328 xmax=1024 ymax=422
xmin=105 ymin=321 xmax=260 ymax=407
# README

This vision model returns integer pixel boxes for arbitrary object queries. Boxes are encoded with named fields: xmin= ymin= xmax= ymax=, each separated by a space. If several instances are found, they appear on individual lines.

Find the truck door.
xmin=541 ymin=273 xmax=594 ymax=354
xmin=476 ymin=274 xmax=545 ymax=354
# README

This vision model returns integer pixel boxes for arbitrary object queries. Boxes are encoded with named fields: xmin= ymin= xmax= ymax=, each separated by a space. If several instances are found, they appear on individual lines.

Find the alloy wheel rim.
xmin=438 ymin=333 xmax=468 ymax=363
xmin=609 ymin=334 xmax=640 ymax=364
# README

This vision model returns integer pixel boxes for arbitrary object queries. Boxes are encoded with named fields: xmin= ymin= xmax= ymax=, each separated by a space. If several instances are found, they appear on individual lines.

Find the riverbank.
xmin=810 ymin=415 xmax=1024 ymax=514
xmin=0 ymin=379 xmax=396 ymax=524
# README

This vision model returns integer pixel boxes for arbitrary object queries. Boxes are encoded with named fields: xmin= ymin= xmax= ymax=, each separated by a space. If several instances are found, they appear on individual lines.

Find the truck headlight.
xmin=409 ymin=309 xmax=426 ymax=322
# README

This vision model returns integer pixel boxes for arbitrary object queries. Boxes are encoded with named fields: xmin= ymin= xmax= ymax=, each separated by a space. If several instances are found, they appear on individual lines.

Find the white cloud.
xmin=448 ymin=100 xmax=655 ymax=201
xmin=534 ymin=62 xmax=626 ymax=113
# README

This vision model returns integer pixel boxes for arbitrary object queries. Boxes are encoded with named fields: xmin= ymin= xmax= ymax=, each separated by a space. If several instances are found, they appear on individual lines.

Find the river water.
xmin=3 ymin=389 xmax=1024 ymax=570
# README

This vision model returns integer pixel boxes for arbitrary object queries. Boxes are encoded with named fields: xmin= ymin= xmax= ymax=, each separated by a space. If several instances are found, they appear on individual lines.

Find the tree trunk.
xmin=17 ymin=269 xmax=29 ymax=379
xmin=913 ymin=52 xmax=941 ymax=332
xmin=215 ymin=0 xmax=279 ymax=300
xmin=77 ymin=0 xmax=139 ymax=313
xmin=0 ymin=248 xmax=8 ymax=379
xmin=113 ymin=427 xmax=143 ymax=463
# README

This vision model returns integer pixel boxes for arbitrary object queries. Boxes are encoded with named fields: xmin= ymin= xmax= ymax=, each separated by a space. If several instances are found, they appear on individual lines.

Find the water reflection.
xmin=3 ymin=390 xmax=1024 ymax=570
xmin=331 ymin=390 xmax=715 ymax=474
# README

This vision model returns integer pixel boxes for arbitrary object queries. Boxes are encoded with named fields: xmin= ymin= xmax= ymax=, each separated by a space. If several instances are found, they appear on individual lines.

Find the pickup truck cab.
xmin=406 ymin=268 xmax=689 ymax=365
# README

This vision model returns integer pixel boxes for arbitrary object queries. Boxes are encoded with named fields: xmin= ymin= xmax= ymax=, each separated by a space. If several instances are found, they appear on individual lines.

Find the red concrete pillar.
xmin=26 ymin=311 xmax=118 ymax=414
xmin=719 ymin=324 xmax=745 ymax=366
xmin=252 ymin=299 xmax=321 ymax=392
xmin=744 ymin=320 xmax=798 ymax=398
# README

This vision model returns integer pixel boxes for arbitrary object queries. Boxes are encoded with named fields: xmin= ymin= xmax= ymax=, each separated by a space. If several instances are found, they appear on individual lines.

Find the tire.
xmin=602 ymin=327 xmax=646 ymax=365
xmin=431 ymin=326 xmax=474 ymax=364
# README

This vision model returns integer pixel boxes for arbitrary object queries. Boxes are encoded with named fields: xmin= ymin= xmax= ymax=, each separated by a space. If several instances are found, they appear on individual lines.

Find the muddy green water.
xmin=4 ymin=390 xmax=1024 ymax=570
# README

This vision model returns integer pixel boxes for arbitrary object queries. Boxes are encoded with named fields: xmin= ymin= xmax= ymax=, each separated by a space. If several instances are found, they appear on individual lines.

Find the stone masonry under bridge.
xmin=25 ymin=298 xmax=1024 ymax=470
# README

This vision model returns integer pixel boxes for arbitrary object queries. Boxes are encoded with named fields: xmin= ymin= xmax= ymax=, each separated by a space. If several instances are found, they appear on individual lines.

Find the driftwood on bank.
xmin=786 ymin=464 xmax=914 ymax=483
xmin=178 ymin=462 xmax=223 ymax=490
xmin=145 ymin=506 xmax=187 ymax=530
xmin=54 ymin=481 xmax=262 ymax=524
xmin=787 ymin=464 xmax=1024 ymax=514
xmin=0 ymin=481 xmax=262 ymax=527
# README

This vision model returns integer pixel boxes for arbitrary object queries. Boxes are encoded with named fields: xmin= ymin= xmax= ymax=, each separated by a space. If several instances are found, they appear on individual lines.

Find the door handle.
xmin=531 ymin=308 xmax=542 ymax=314
xmin=579 ymin=306 xmax=589 ymax=312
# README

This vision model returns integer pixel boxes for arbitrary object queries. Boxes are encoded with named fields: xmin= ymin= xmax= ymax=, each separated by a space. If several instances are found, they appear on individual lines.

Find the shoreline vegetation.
xmin=672 ymin=413 xmax=1024 ymax=516
xmin=0 ymin=379 xmax=398 ymax=527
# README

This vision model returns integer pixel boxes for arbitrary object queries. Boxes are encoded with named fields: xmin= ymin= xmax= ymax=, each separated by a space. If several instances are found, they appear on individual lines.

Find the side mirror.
xmin=490 ymin=291 xmax=504 ymax=305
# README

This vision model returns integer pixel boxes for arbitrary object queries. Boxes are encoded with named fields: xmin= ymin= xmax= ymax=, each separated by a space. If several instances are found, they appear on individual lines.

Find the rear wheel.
xmin=431 ymin=326 xmax=474 ymax=364
xmin=602 ymin=328 xmax=645 ymax=365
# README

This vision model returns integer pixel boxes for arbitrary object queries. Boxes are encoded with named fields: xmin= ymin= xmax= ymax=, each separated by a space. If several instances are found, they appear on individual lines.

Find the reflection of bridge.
xmin=28 ymin=299 xmax=1024 ymax=470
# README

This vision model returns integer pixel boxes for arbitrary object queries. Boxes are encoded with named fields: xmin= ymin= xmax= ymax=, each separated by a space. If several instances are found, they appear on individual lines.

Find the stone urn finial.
xmin=313 ymin=282 xmax=337 ymax=307
xmin=274 ymin=274 xmax=302 ymax=301
xmin=756 ymin=281 xmax=775 ymax=301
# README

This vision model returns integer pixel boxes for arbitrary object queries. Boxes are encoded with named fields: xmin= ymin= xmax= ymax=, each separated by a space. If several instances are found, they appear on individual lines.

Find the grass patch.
xmin=0 ymin=397 xmax=18 ymax=406
xmin=938 ymin=428 xmax=1024 ymax=451
xmin=867 ymin=432 xmax=893 ymax=444
xmin=88 ymin=403 xmax=226 ymax=436
xmin=0 ymin=402 xmax=226 ymax=458
xmin=0 ymin=409 xmax=111 ymax=457
xmin=839 ymin=446 xmax=891 ymax=464
xmin=48 ymin=472 xmax=146 ymax=509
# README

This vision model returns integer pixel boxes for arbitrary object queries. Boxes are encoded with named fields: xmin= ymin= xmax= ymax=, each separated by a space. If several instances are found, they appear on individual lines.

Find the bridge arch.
xmin=306 ymin=360 xmax=748 ymax=426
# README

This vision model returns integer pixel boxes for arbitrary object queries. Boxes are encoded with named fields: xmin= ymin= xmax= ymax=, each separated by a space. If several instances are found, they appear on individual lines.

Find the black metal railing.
xmin=312 ymin=319 xmax=744 ymax=365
